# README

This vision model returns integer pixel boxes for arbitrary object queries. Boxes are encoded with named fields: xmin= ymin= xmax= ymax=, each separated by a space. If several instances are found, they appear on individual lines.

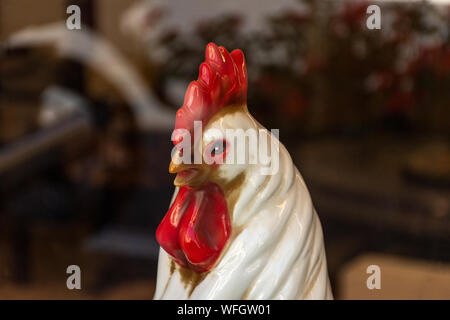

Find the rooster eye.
xmin=210 ymin=140 xmax=226 ymax=156
xmin=204 ymin=139 xmax=228 ymax=164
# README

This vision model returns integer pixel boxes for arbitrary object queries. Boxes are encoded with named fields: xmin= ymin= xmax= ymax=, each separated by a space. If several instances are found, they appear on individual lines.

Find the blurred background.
xmin=0 ymin=0 xmax=449 ymax=299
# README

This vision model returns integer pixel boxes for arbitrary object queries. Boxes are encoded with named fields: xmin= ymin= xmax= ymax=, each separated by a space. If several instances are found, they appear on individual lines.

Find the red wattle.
xmin=156 ymin=183 xmax=231 ymax=273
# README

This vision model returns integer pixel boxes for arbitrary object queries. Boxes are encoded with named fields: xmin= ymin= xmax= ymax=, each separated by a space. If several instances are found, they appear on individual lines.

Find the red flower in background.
xmin=156 ymin=1 xmax=449 ymax=133
xmin=370 ymin=70 xmax=395 ymax=91
xmin=305 ymin=54 xmax=327 ymax=73
xmin=338 ymin=1 xmax=369 ymax=25
xmin=405 ymin=45 xmax=450 ymax=77
xmin=282 ymin=90 xmax=307 ymax=117
xmin=284 ymin=11 xmax=310 ymax=25
xmin=404 ymin=57 xmax=421 ymax=77
xmin=255 ymin=74 xmax=282 ymax=96
xmin=196 ymin=15 xmax=242 ymax=36
xmin=388 ymin=91 xmax=415 ymax=113
xmin=422 ymin=45 xmax=450 ymax=75
xmin=441 ymin=48 xmax=450 ymax=73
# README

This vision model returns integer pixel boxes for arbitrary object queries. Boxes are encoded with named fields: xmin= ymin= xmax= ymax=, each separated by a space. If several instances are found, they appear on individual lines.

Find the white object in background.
xmin=39 ymin=86 xmax=89 ymax=127
xmin=5 ymin=22 xmax=175 ymax=132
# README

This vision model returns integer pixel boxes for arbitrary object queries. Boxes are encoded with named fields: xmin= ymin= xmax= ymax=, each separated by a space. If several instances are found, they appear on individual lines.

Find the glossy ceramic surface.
xmin=154 ymin=43 xmax=332 ymax=299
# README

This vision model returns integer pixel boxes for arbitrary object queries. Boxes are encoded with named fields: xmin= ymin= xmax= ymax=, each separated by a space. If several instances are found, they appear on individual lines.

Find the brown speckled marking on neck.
xmin=176 ymin=263 xmax=209 ymax=297
xmin=159 ymin=260 xmax=177 ymax=298
xmin=170 ymin=259 xmax=176 ymax=276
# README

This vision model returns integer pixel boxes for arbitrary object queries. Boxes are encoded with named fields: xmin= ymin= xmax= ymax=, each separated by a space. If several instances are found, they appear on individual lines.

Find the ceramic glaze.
xmin=154 ymin=43 xmax=332 ymax=299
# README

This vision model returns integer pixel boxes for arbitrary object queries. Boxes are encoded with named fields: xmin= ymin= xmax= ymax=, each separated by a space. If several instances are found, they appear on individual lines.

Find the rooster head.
xmin=156 ymin=43 xmax=255 ymax=273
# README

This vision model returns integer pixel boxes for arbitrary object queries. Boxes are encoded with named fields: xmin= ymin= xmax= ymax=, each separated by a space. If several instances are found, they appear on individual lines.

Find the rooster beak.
xmin=169 ymin=161 xmax=198 ymax=174
xmin=169 ymin=151 xmax=206 ymax=186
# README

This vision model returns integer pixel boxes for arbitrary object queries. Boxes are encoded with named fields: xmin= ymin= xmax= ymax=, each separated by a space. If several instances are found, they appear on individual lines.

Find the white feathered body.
xmin=154 ymin=111 xmax=332 ymax=299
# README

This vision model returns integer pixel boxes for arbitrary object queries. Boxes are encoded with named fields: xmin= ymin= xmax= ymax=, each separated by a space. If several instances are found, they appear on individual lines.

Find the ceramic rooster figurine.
xmin=154 ymin=43 xmax=332 ymax=300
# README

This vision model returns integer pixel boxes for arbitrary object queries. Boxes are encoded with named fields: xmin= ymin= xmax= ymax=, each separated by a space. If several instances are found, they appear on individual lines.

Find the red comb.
xmin=172 ymin=43 xmax=247 ymax=145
